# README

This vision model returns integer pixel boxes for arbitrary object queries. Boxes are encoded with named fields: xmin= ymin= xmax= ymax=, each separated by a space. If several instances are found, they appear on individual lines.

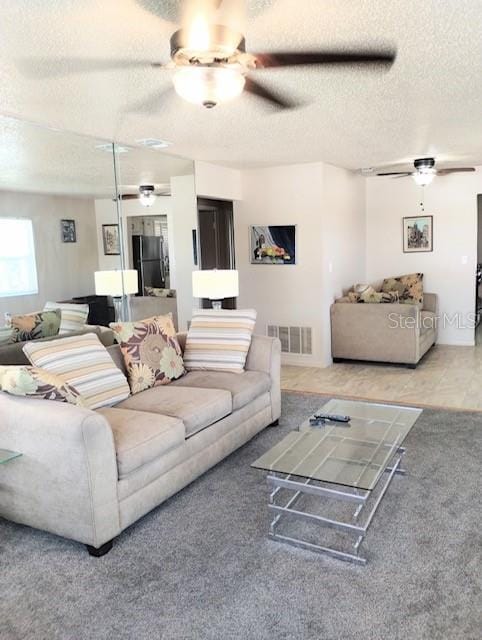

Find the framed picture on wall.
xmin=102 ymin=224 xmax=120 ymax=255
xmin=60 ymin=219 xmax=76 ymax=243
xmin=403 ymin=215 xmax=433 ymax=253
xmin=250 ymin=225 xmax=296 ymax=264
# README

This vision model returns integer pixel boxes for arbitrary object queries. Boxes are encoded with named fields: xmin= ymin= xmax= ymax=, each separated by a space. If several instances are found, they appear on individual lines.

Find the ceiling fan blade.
xmin=17 ymin=57 xmax=167 ymax=78
xmin=120 ymin=194 xmax=140 ymax=200
xmin=376 ymin=172 xmax=412 ymax=177
xmin=126 ymin=86 xmax=174 ymax=114
xmin=244 ymin=77 xmax=298 ymax=110
xmin=253 ymin=49 xmax=396 ymax=69
xmin=437 ymin=167 xmax=476 ymax=175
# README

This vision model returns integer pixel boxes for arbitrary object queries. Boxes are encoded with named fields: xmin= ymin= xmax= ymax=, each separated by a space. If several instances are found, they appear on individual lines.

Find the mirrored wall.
xmin=0 ymin=114 xmax=197 ymax=356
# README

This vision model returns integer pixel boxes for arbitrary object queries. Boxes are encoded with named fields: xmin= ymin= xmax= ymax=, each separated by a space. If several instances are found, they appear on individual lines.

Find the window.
xmin=0 ymin=218 xmax=39 ymax=297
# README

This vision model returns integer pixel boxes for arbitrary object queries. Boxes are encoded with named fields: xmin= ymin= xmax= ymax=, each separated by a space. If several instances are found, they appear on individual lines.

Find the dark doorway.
xmin=197 ymin=198 xmax=236 ymax=309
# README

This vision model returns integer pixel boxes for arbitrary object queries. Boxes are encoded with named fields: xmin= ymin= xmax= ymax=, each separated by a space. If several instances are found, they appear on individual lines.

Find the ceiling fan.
xmin=20 ymin=1 xmax=396 ymax=110
xmin=118 ymin=184 xmax=170 ymax=206
xmin=376 ymin=158 xmax=476 ymax=186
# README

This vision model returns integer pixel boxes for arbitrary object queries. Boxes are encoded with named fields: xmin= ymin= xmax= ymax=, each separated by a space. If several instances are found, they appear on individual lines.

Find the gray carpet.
xmin=1 ymin=392 xmax=482 ymax=640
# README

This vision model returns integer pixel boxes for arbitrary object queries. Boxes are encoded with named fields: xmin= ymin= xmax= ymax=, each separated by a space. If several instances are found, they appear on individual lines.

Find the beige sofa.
xmin=331 ymin=293 xmax=438 ymax=367
xmin=0 ymin=333 xmax=281 ymax=556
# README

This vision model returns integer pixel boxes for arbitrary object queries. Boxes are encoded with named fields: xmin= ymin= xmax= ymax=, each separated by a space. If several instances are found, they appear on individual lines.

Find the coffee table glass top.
xmin=251 ymin=400 xmax=422 ymax=491
xmin=0 ymin=449 xmax=22 ymax=464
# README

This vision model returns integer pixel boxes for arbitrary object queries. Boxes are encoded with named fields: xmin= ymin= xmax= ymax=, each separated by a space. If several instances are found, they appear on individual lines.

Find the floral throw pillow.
xmin=11 ymin=309 xmax=61 ymax=342
xmin=110 ymin=314 xmax=185 ymax=394
xmin=0 ymin=365 xmax=85 ymax=406
xmin=381 ymin=273 xmax=423 ymax=306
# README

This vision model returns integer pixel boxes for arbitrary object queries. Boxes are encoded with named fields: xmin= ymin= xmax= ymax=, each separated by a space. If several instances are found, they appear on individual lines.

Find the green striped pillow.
xmin=23 ymin=333 xmax=130 ymax=409
xmin=44 ymin=301 xmax=89 ymax=335
xmin=184 ymin=309 xmax=257 ymax=373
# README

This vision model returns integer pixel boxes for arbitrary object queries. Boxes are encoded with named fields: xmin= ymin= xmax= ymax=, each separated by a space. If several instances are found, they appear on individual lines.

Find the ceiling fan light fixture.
xmin=172 ymin=66 xmax=245 ymax=108
xmin=139 ymin=185 xmax=156 ymax=207
xmin=413 ymin=170 xmax=435 ymax=187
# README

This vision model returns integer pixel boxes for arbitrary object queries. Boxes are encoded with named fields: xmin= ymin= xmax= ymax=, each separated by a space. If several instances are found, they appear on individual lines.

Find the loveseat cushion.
xmin=97 ymin=407 xmax=185 ymax=477
xmin=170 ymin=370 xmax=271 ymax=411
xmin=117 ymin=386 xmax=232 ymax=438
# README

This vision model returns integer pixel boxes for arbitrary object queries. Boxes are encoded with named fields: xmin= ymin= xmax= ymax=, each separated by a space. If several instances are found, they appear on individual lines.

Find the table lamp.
xmin=192 ymin=269 xmax=239 ymax=310
xmin=95 ymin=269 xmax=138 ymax=321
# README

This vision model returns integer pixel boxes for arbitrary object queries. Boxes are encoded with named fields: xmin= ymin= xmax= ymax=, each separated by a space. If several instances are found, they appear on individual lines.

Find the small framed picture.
xmin=102 ymin=224 xmax=120 ymax=255
xmin=403 ymin=215 xmax=433 ymax=253
xmin=60 ymin=219 xmax=76 ymax=243
xmin=250 ymin=225 xmax=296 ymax=265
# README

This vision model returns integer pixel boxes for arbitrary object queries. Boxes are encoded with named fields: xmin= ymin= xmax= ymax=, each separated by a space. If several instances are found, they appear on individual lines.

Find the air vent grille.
xmin=266 ymin=325 xmax=312 ymax=355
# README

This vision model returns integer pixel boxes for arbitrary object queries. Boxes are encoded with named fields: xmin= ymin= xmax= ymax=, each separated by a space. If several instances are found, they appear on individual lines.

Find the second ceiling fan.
xmin=376 ymin=158 xmax=476 ymax=186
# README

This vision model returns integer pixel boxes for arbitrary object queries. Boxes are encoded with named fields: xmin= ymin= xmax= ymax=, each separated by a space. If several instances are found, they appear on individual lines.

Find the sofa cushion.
xmin=183 ymin=308 xmax=257 ymax=373
xmin=171 ymin=370 xmax=271 ymax=411
xmin=97 ymin=407 xmax=184 ymax=477
xmin=117 ymin=386 xmax=232 ymax=438
xmin=44 ymin=301 xmax=89 ymax=335
xmin=110 ymin=314 xmax=185 ymax=394
xmin=23 ymin=332 xmax=130 ymax=410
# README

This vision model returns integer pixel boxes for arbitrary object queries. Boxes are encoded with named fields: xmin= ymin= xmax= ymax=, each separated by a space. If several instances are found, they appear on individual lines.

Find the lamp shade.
xmin=94 ymin=270 xmax=138 ymax=297
xmin=192 ymin=269 xmax=239 ymax=300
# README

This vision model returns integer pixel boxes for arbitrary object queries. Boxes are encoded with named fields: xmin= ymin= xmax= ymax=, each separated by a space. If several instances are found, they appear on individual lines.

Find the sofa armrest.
xmin=0 ymin=394 xmax=120 ymax=547
xmin=245 ymin=335 xmax=281 ymax=422
xmin=423 ymin=293 xmax=438 ymax=314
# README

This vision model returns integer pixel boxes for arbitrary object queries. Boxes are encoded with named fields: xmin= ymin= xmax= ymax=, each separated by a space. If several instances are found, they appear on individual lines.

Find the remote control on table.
xmin=314 ymin=413 xmax=351 ymax=423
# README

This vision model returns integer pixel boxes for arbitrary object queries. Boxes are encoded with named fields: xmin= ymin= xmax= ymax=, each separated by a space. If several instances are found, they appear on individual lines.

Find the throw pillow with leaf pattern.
xmin=0 ymin=366 xmax=85 ymax=406
xmin=381 ymin=273 xmax=423 ymax=306
xmin=110 ymin=314 xmax=185 ymax=394
xmin=11 ymin=309 xmax=61 ymax=342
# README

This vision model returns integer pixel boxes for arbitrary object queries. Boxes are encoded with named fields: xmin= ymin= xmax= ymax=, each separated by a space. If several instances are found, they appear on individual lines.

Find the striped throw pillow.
xmin=44 ymin=301 xmax=89 ymax=335
xmin=23 ymin=333 xmax=130 ymax=410
xmin=184 ymin=309 xmax=257 ymax=373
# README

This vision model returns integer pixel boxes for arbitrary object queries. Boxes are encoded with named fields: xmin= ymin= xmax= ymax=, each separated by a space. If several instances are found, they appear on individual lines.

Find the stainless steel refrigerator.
xmin=132 ymin=235 xmax=165 ymax=295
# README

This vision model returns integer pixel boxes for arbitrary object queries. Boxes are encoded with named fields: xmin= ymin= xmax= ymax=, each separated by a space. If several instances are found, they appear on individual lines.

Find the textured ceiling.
xmin=0 ymin=0 xmax=481 ymax=170
xmin=0 ymin=115 xmax=193 ymax=196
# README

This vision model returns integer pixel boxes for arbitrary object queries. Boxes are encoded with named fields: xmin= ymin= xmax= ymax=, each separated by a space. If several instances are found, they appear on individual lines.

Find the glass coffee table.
xmin=252 ymin=399 xmax=422 ymax=564
xmin=0 ymin=449 xmax=21 ymax=465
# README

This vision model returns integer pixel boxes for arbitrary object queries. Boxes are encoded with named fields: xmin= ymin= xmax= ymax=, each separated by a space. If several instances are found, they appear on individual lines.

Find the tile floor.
xmin=281 ymin=326 xmax=482 ymax=411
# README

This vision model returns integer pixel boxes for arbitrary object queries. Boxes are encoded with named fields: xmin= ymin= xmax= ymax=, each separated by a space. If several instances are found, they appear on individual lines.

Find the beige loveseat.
xmin=331 ymin=293 xmax=438 ymax=367
xmin=0 ymin=333 xmax=281 ymax=556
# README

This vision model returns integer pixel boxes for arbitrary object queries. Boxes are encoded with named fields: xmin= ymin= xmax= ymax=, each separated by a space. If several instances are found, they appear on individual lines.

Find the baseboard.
xmin=436 ymin=339 xmax=476 ymax=347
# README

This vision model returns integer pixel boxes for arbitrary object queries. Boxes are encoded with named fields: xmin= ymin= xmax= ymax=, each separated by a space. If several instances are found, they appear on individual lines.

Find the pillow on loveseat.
xmin=23 ymin=333 xmax=130 ymax=409
xmin=381 ymin=273 xmax=423 ymax=306
xmin=0 ymin=365 xmax=84 ymax=406
xmin=11 ymin=309 xmax=61 ymax=342
xmin=44 ymin=301 xmax=89 ymax=334
xmin=110 ymin=314 xmax=185 ymax=394
xmin=183 ymin=309 xmax=257 ymax=373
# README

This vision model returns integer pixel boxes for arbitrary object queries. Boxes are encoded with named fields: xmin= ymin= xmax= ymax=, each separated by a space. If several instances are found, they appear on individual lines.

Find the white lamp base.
xmin=211 ymin=300 xmax=222 ymax=310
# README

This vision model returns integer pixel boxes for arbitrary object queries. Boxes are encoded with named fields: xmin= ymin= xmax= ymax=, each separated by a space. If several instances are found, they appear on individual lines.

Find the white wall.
xmin=195 ymin=161 xmax=242 ymax=201
xmin=234 ymin=162 xmax=366 ymax=367
xmin=0 ymin=191 xmax=98 ymax=316
xmin=320 ymin=164 xmax=366 ymax=363
xmin=366 ymin=169 xmax=482 ymax=346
